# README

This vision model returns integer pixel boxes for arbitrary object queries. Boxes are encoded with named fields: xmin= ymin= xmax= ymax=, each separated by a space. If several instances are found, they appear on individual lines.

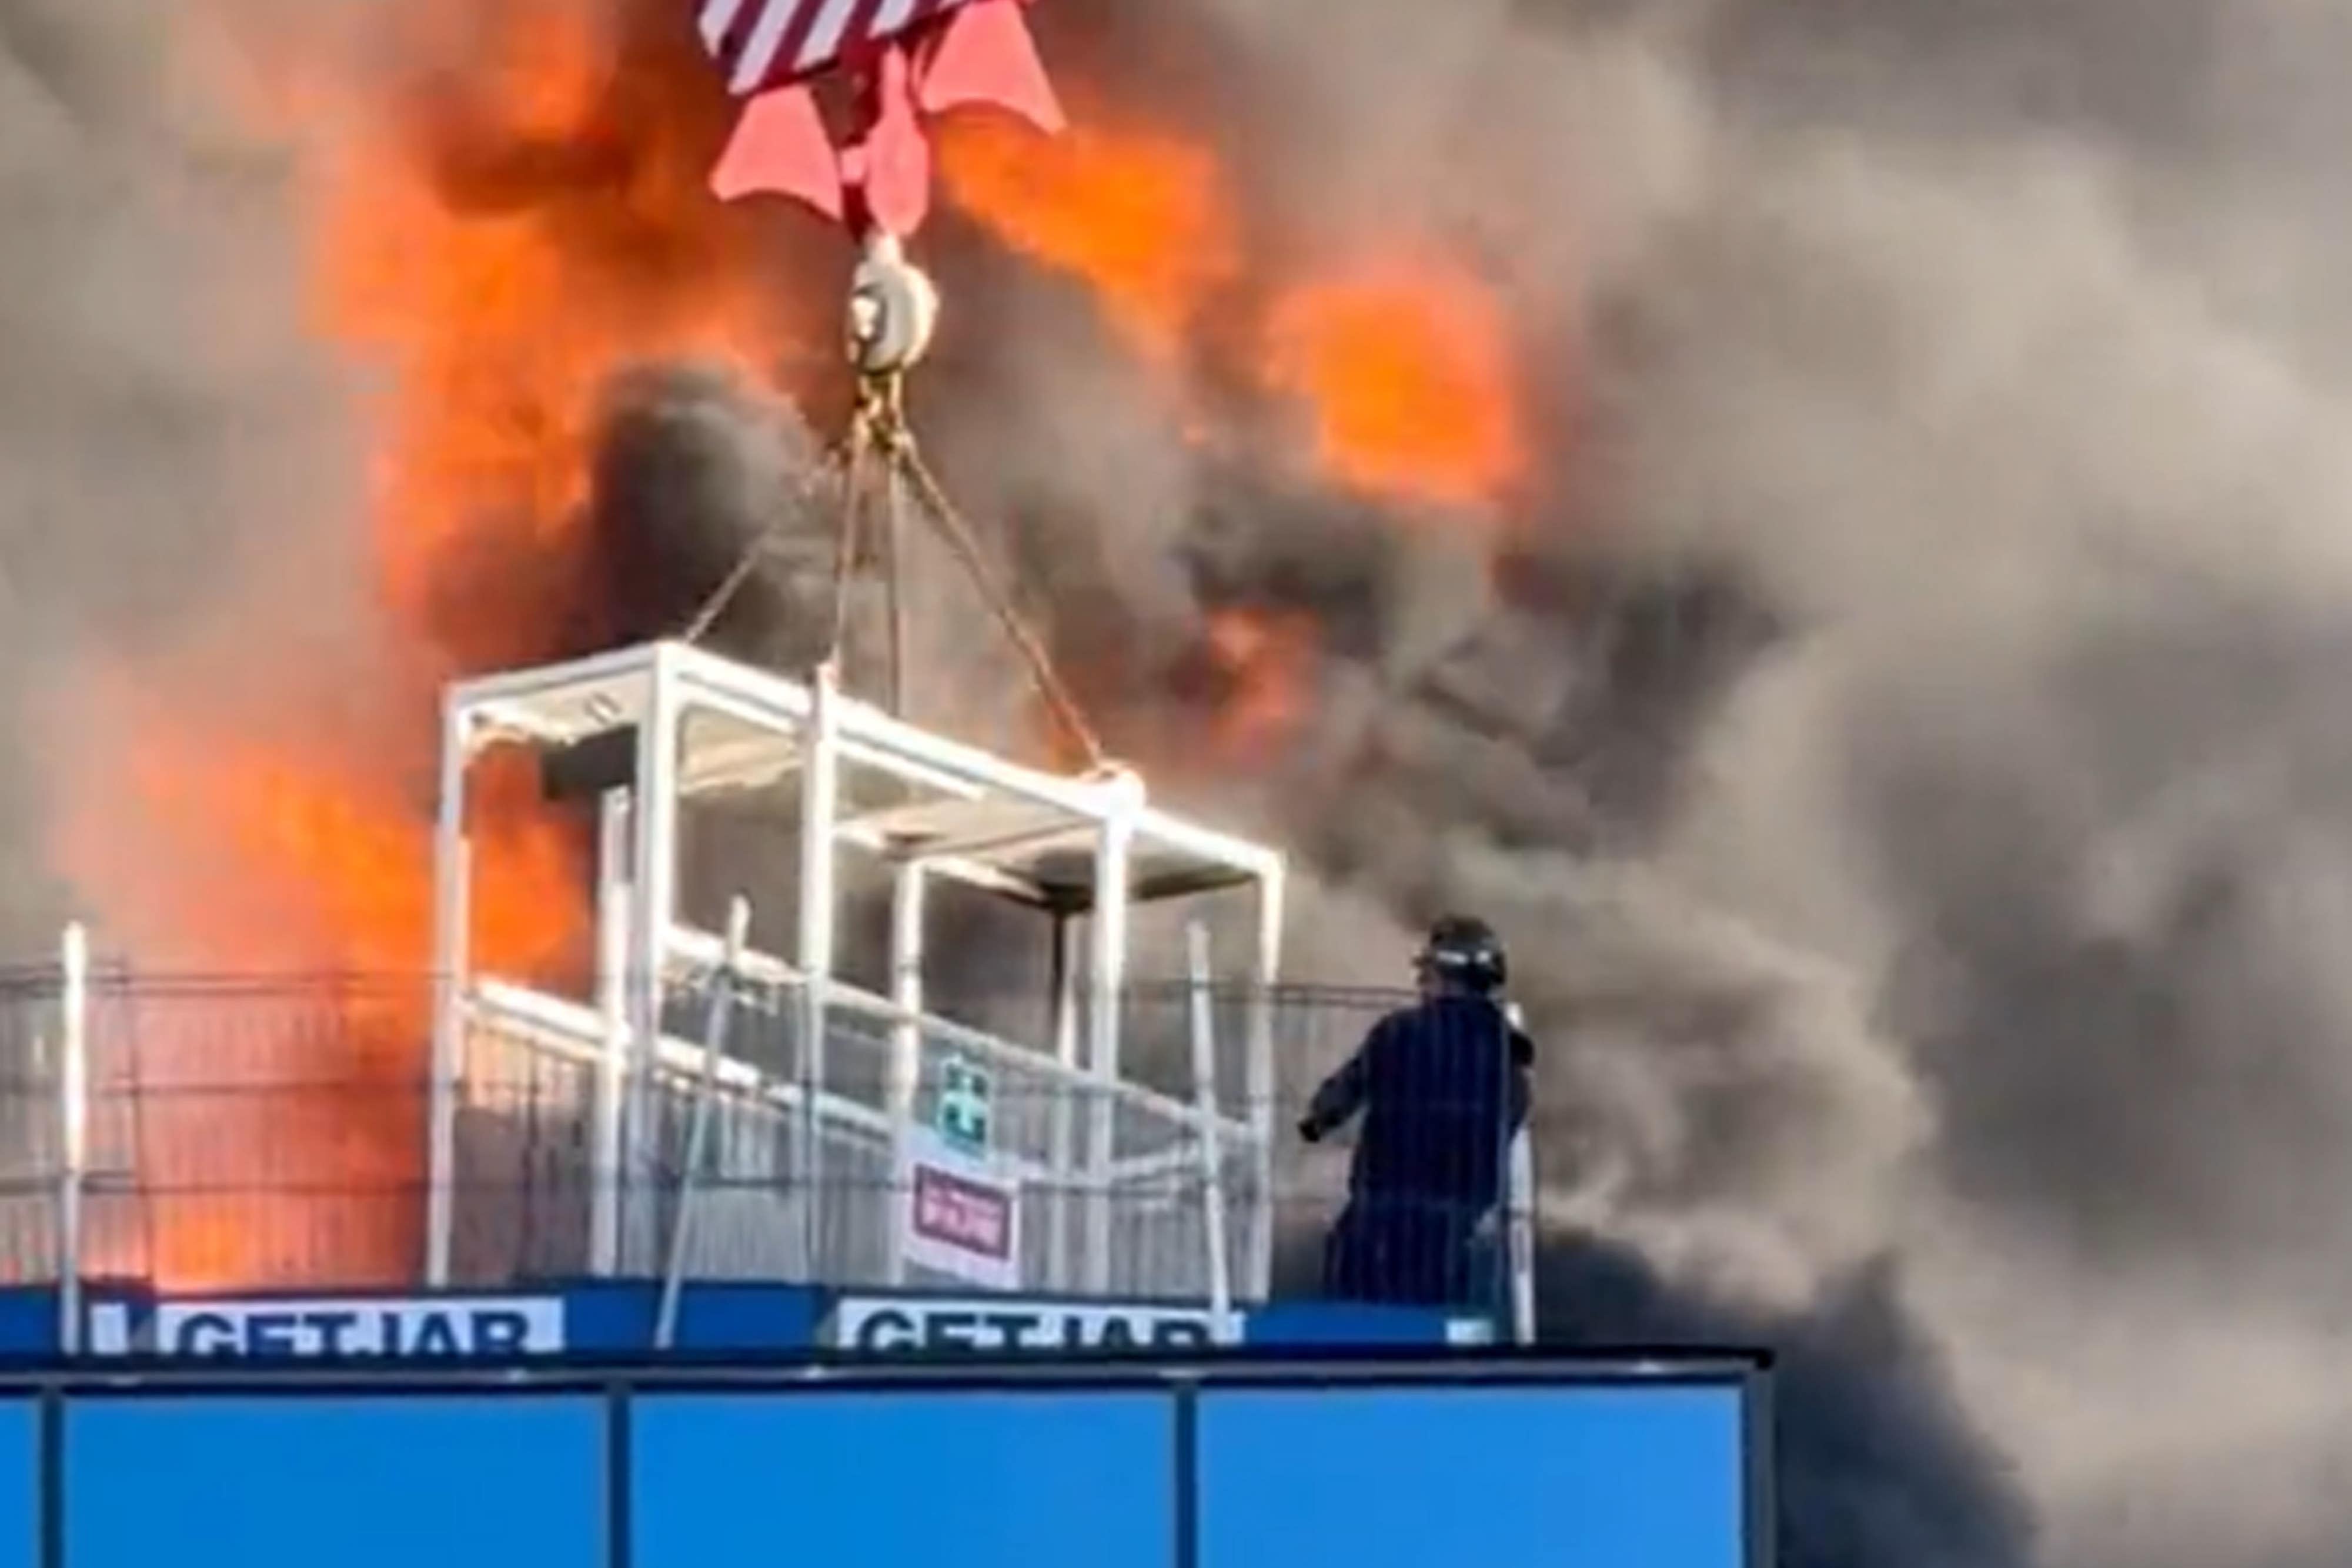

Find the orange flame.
xmin=940 ymin=111 xmax=1241 ymax=365
xmin=946 ymin=110 xmax=1532 ymax=768
xmin=1262 ymin=256 xmax=1526 ymax=510
xmin=940 ymin=102 xmax=1525 ymax=511
xmin=317 ymin=0 xmax=809 ymax=672
xmin=56 ymin=674 xmax=584 ymax=1289
xmin=48 ymin=0 xmax=805 ymax=1289
xmin=1201 ymin=609 xmax=1319 ymax=762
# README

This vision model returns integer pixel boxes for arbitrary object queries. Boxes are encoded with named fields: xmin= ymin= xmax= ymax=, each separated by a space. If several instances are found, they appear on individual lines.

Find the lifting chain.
xmin=682 ymin=233 xmax=1106 ymax=773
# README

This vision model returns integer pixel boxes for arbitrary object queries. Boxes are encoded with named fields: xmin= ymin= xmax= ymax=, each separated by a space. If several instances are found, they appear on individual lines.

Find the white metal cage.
xmin=423 ymin=640 xmax=1287 ymax=1311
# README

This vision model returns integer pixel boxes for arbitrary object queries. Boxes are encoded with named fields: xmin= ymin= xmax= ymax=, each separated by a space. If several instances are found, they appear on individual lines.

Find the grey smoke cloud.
xmin=969 ymin=1 xmax=2352 ymax=1565
xmin=1151 ymin=5 xmax=2352 ymax=1568
xmin=0 ymin=0 xmax=379 ymax=955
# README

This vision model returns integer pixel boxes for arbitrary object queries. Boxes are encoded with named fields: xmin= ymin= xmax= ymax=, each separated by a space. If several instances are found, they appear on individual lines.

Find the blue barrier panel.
xmin=65 ymin=1395 xmax=604 ymax=1568
xmin=0 ymin=1292 xmax=53 ymax=1359
xmin=1198 ymin=1382 xmax=1747 ymax=1568
xmin=1241 ymin=1303 xmax=1489 ymax=1348
xmin=0 ymin=1401 xmax=31 ymax=1568
xmin=562 ymin=1281 xmax=823 ymax=1353
xmin=634 ymin=1390 xmax=1175 ymax=1568
xmin=54 ymin=1284 xmax=1484 ymax=1360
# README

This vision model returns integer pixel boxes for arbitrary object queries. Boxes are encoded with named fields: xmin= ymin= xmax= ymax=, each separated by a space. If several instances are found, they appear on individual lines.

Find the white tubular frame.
xmin=1508 ymin=1127 xmax=1538 ymax=1344
xmin=424 ymin=695 xmax=472 ymax=1289
xmin=1083 ymin=771 xmax=1138 ymax=1296
xmin=1502 ymin=1001 xmax=1538 ymax=1343
xmin=1047 ymin=915 xmax=1079 ymax=1292
xmin=590 ymin=790 xmax=633 ymax=1278
xmin=424 ymin=639 xmax=1289 ymax=1302
xmin=627 ymin=651 xmax=683 ymax=1277
xmin=795 ymin=663 xmax=841 ymax=1279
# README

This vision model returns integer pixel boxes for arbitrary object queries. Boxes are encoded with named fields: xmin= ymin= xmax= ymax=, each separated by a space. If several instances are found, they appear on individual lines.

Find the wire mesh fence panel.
xmin=622 ymin=975 xmax=1278 ymax=1301
xmin=904 ymin=997 xmax=1239 ymax=1300
xmin=452 ymin=1017 xmax=596 ymax=1286
xmin=992 ymin=1075 xmax=1124 ymax=1298
xmin=634 ymin=1068 xmax=808 ymax=1282
xmin=79 ymin=977 xmax=435 ymax=1292
xmin=796 ymin=1002 xmax=896 ymax=1287
xmin=0 ymin=975 xmax=62 ymax=1284
xmin=0 ymin=965 xmax=1534 ymax=1318
xmin=806 ymin=1116 xmax=897 ymax=1286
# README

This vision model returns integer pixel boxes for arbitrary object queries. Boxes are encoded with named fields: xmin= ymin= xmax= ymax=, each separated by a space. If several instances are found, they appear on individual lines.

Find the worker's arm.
xmin=1298 ymin=1019 xmax=1385 ymax=1142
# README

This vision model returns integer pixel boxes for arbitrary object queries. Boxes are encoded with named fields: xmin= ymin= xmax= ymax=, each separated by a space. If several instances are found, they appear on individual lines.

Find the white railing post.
xmin=884 ymin=862 xmax=926 ymax=1288
xmin=625 ymin=651 xmax=683 ymax=1275
xmin=1185 ymin=922 xmax=1232 ymax=1319
xmin=1047 ymin=915 xmax=1079 ymax=1292
xmin=1504 ymin=1001 xmax=1536 ymax=1344
xmin=1083 ymin=770 xmax=1138 ymax=1295
xmin=425 ymin=697 xmax=472 ymax=1289
xmin=656 ymin=897 xmax=749 ymax=1350
xmin=590 ymin=790 xmax=633 ymax=1278
xmin=1245 ymin=867 xmax=1282 ymax=1300
xmin=1508 ymin=1127 xmax=1537 ymax=1343
xmin=795 ymin=663 xmax=841 ymax=1281
xmin=57 ymin=922 xmax=88 ymax=1355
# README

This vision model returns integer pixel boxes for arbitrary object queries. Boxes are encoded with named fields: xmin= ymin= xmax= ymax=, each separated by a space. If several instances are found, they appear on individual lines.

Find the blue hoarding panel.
xmin=66 ymin=1395 xmax=604 ymax=1568
xmin=560 ymin=1280 xmax=823 ymax=1353
xmin=0 ymin=1401 xmax=32 ymax=1568
xmin=635 ymin=1390 xmax=1175 ymax=1568
xmin=1241 ymin=1302 xmax=1488 ymax=1347
xmin=0 ymin=1291 xmax=53 ymax=1359
xmin=1199 ymin=1383 xmax=1746 ymax=1568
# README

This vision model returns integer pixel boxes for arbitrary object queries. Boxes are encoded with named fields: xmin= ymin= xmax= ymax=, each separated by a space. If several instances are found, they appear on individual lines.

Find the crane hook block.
xmin=847 ymin=233 xmax=941 ymax=377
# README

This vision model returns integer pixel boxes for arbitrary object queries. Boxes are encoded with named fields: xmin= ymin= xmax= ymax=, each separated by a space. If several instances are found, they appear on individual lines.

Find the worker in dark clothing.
xmin=1298 ymin=915 xmax=1534 ymax=1309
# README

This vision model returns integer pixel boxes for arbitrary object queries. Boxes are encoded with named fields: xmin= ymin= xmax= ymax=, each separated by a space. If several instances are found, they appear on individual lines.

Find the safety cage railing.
xmin=451 ymin=923 xmax=1269 ymax=1308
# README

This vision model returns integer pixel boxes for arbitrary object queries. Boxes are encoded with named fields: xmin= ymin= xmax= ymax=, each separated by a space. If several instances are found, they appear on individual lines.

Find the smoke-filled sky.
xmin=1224 ymin=5 xmax=2352 ymax=1567
xmin=14 ymin=0 xmax=2352 ymax=1563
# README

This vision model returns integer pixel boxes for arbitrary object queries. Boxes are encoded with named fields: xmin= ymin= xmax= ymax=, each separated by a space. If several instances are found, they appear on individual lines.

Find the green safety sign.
xmin=935 ymin=1055 xmax=993 ymax=1154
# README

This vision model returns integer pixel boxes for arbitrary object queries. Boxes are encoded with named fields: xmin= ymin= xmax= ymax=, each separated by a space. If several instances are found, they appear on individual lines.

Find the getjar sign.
xmin=86 ymin=1295 xmax=567 ymax=1359
xmin=828 ymin=1294 xmax=1243 ymax=1355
